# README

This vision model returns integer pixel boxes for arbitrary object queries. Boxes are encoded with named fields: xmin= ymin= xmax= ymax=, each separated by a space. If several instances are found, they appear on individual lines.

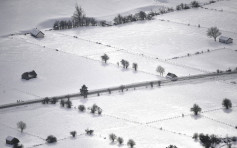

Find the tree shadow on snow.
xmin=191 ymin=114 xmax=202 ymax=120
xmin=222 ymin=108 xmax=232 ymax=114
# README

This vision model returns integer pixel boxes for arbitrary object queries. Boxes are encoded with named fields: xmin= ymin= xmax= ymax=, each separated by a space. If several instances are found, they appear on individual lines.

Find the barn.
xmin=31 ymin=28 xmax=44 ymax=38
xmin=21 ymin=70 xmax=37 ymax=80
xmin=6 ymin=136 xmax=19 ymax=145
xmin=219 ymin=36 xmax=233 ymax=44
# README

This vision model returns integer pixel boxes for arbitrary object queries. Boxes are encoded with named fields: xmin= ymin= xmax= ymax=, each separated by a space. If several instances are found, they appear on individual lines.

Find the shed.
xmin=31 ymin=28 xmax=44 ymax=38
xmin=21 ymin=70 xmax=37 ymax=80
xmin=166 ymin=72 xmax=178 ymax=80
xmin=6 ymin=136 xmax=19 ymax=145
xmin=219 ymin=36 xmax=233 ymax=44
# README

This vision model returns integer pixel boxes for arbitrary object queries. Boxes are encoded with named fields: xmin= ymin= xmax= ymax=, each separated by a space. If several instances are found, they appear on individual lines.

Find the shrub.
xmin=127 ymin=139 xmax=136 ymax=148
xmin=222 ymin=98 xmax=232 ymax=109
xmin=190 ymin=104 xmax=202 ymax=115
xmin=166 ymin=145 xmax=178 ymax=148
xmin=98 ymin=107 xmax=102 ymax=115
xmin=46 ymin=135 xmax=57 ymax=143
xmin=70 ymin=131 xmax=77 ymax=137
xmin=85 ymin=129 xmax=94 ymax=135
xmin=78 ymin=105 xmax=86 ymax=112
xmin=193 ymin=133 xmax=199 ymax=140
xmin=91 ymin=104 xmax=98 ymax=114
xmin=109 ymin=133 xmax=117 ymax=143
xmin=66 ymin=100 xmax=72 ymax=108
xmin=191 ymin=1 xmax=200 ymax=7
xmin=117 ymin=137 xmax=124 ymax=145
xmin=60 ymin=100 xmax=65 ymax=107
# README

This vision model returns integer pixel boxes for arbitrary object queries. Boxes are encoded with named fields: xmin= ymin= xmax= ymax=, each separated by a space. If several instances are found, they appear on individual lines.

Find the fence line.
xmin=0 ymin=71 xmax=237 ymax=109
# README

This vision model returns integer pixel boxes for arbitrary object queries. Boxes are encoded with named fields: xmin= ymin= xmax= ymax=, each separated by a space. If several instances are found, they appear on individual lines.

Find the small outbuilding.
xmin=31 ymin=28 xmax=44 ymax=38
xmin=166 ymin=72 xmax=178 ymax=81
xmin=219 ymin=36 xmax=233 ymax=44
xmin=21 ymin=70 xmax=37 ymax=80
xmin=6 ymin=136 xmax=19 ymax=145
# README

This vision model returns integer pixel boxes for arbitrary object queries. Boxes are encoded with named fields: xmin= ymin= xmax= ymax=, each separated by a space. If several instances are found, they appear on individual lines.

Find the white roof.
xmin=6 ymin=136 xmax=14 ymax=141
xmin=31 ymin=28 xmax=44 ymax=36
xmin=219 ymin=36 xmax=231 ymax=41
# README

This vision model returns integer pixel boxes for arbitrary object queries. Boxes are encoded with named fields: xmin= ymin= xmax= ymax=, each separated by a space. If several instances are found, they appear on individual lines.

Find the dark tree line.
xmin=176 ymin=1 xmax=200 ymax=10
xmin=53 ymin=5 xmax=106 ymax=30
xmin=113 ymin=8 xmax=174 ymax=25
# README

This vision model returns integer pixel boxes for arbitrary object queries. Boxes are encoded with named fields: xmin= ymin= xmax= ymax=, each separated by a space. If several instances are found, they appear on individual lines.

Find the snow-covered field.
xmin=0 ymin=37 xmax=158 ymax=105
xmin=169 ymin=48 xmax=237 ymax=72
xmin=1 ymin=0 xmax=237 ymax=147
xmin=0 ymin=76 xmax=236 ymax=148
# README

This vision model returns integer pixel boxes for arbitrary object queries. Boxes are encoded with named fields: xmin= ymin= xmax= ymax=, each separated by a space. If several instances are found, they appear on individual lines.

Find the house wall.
xmin=36 ymin=32 xmax=44 ymax=38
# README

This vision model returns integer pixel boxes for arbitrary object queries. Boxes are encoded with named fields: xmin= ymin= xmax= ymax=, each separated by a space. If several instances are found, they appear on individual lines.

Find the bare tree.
xmin=222 ymin=98 xmax=232 ymax=109
xmin=72 ymin=5 xmax=85 ymax=27
xmin=207 ymin=27 xmax=221 ymax=41
xmin=17 ymin=121 xmax=26 ymax=133
xmin=156 ymin=65 xmax=165 ymax=76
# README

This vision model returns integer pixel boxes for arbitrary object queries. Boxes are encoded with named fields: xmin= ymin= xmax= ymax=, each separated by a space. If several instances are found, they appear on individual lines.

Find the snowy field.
xmin=0 ymin=76 xmax=237 ymax=148
xmin=0 ymin=37 xmax=158 ymax=105
xmin=1 ymin=0 xmax=237 ymax=147
xmin=169 ymin=48 xmax=237 ymax=72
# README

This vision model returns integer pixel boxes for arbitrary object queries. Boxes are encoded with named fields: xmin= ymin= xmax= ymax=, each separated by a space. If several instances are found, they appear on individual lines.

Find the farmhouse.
xmin=6 ymin=136 xmax=19 ymax=145
xmin=219 ymin=36 xmax=233 ymax=44
xmin=21 ymin=70 xmax=37 ymax=80
xmin=166 ymin=72 xmax=178 ymax=80
xmin=31 ymin=28 xmax=44 ymax=38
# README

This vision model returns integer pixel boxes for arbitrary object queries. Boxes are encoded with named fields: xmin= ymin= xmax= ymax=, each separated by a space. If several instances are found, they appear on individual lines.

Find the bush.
xmin=222 ymin=98 xmax=232 ymax=109
xmin=85 ymin=129 xmax=94 ymax=135
xmin=98 ymin=107 xmax=102 ymax=115
xmin=166 ymin=145 xmax=178 ymax=148
xmin=117 ymin=137 xmax=124 ymax=145
xmin=193 ymin=133 xmax=199 ymax=140
xmin=109 ymin=133 xmax=117 ymax=143
xmin=60 ymin=100 xmax=65 ymax=107
xmin=46 ymin=135 xmax=57 ymax=143
xmin=70 ymin=131 xmax=77 ymax=137
xmin=78 ymin=105 xmax=86 ymax=112
xmin=191 ymin=1 xmax=200 ymax=7
xmin=127 ymin=139 xmax=136 ymax=148
xmin=65 ymin=100 xmax=72 ymax=108
xmin=17 ymin=121 xmax=26 ymax=133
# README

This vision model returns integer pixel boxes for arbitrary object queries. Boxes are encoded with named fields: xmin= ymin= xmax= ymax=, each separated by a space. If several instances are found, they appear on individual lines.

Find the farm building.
xmin=6 ymin=136 xmax=19 ymax=145
xmin=219 ymin=36 xmax=233 ymax=44
xmin=166 ymin=72 xmax=178 ymax=80
xmin=21 ymin=70 xmax=37 ymax=80
xmin=30 ymin=28 xmax=44 ymax=38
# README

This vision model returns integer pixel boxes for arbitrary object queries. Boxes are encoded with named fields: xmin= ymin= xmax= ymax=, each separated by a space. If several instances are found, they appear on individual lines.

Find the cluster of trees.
xmin=113 ymin=11 xmax=152 ymax=25
xmin=166 ymin=145 xmax=178 ymax=148
xmin=42 ymin=97 xmax=57 ymax=104
xmin=176 ymin=1 xmax=200 ymax=10
xmin=113 ymin=7 xmax=174 ymax=25
xmin=193 ymin=133 xmax=236 ymax=148
xmin=109 ymin=133 xmax=135 ymax=148
xmin=53 ymin=5 xmax=107 ymax=30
